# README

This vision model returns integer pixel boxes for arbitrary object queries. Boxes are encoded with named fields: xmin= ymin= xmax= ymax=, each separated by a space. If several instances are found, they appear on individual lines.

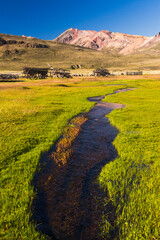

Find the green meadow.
xmin=99 ymin=78 xmax=160 ymax=239
xmin=0 ymin=79 xmax=125 ymax=239
xmin=0 ymin=77 xmax=160 ymax=239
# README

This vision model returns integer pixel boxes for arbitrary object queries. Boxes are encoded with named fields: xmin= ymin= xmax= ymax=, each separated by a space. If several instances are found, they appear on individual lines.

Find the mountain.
xmin=54 ymin=28 xmax=160 ymax=55
xmin=1 ymin=31 xmax=160 ymax=71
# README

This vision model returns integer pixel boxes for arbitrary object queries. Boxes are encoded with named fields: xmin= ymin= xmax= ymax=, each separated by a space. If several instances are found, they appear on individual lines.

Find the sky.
xmin=1 ymin=0 xmax=160 ymax=40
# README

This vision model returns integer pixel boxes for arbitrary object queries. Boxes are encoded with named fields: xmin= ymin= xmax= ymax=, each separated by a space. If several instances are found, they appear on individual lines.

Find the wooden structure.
xmin=93 ymin=68 xmax=110 ymax=76
xmin=0 ymin=74 xmax=19 ymax=80
xmin=23 ymin=67 xmax=49 ymax=79
xmin=126 ymin=71 xmax=143 ymax=75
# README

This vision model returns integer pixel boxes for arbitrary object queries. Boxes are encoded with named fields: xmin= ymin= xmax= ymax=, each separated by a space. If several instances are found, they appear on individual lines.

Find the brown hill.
xmin=54 ymin=28 xmax=160 ymax=55
xmin=1 ymin=31 xmax=160 ymax=71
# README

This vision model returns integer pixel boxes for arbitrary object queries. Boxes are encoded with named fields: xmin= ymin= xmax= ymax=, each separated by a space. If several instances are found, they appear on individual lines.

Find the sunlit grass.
xmin=0 ymin=79 xmax=125 ymax=239
xmin=98 ymin=79 xmax=160 ymax=239
xmin=1 ymin=77 xmax=160 ymax=239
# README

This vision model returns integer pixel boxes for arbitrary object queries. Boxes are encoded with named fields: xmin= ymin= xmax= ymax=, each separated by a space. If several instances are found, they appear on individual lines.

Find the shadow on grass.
xmin=55 ymin=84 xmax=70 ymax=87
xmin=0 ymin=79 xmax=25 ymax=82
xmin=31 ymin=141 xmax=58 ymax=239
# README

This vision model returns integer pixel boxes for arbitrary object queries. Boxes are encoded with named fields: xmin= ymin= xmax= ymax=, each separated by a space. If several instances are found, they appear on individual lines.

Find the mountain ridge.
xmin=54 ymin=28 xmax=160 ymax=54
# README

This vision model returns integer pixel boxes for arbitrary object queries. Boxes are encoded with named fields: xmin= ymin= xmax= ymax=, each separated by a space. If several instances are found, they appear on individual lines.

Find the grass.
xmin=1 ymin=76 xmax=160 ymax=239
xmin=0 ymin=78 xmax=126 ymax=239
xmin=98 ymin=78 xmax=160 ymax=239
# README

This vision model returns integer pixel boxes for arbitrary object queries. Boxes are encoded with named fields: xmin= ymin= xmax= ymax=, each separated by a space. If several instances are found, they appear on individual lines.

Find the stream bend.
xmin=32 ymin=89 xmax=131 ymax=240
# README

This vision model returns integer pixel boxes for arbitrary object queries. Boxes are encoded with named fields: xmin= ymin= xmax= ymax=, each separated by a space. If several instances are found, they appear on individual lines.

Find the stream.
xmin=32 ymin=89 xmax=131 ymax=240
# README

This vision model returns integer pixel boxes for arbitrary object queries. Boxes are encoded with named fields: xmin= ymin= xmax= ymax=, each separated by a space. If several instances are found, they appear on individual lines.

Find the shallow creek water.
xmin=32 ymin=89 xmax=131 ymax=240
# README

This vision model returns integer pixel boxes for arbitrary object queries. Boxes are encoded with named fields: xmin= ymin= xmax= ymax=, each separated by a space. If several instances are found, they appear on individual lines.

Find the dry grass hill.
xmin=0 ymin=31 xmax=160 ymax=72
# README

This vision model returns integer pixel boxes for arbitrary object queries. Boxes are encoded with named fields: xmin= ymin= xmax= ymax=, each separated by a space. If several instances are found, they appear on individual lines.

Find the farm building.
xmin=23 ymin=67 xmax=49 ymax=79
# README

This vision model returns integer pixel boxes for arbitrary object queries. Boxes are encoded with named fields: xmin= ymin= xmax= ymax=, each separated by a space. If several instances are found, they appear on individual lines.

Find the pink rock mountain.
xmin=54 ymin=28 xmax=160 ymax=54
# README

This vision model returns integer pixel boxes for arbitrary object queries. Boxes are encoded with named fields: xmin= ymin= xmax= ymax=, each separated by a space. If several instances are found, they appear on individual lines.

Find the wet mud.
xmin=32 ymin=89 xmax=130 ymax=240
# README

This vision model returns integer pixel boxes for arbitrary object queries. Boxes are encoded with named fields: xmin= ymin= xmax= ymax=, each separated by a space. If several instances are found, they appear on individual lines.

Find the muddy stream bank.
xmin=32 ymin=89 xmax=131 ymax=240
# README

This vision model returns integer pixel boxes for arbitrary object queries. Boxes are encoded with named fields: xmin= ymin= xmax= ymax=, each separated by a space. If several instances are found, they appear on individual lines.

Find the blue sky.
xmin=1 ymin=0 xmax=160 ymax=39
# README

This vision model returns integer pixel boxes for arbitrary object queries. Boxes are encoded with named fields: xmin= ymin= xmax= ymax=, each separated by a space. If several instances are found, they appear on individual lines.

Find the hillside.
xmin=1 ymin=32 xmax=160 ymax=71
xmin=0 ymin=33 xmax=121 ymax=71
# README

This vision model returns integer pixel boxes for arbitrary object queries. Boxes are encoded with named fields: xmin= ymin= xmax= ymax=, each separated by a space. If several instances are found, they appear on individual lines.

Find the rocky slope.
xmin=0 ymin=36 xmax=49 ymax=49
xmin=54 ymin=28 xmax=160 ymax=55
